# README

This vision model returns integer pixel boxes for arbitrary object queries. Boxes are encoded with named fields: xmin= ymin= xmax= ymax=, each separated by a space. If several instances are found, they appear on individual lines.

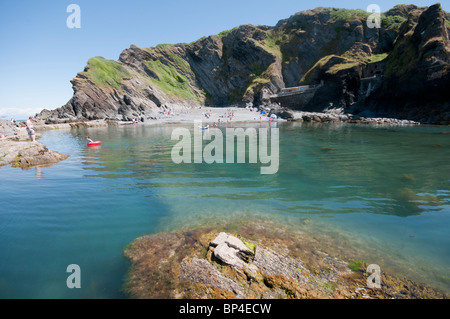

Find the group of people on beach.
xmin=218 ymin=110 xmax=235 ymax=121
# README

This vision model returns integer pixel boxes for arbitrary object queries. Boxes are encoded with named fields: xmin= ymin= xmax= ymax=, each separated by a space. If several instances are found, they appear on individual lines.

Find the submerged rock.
xmin=123 ymin=221 xmax=448 ymax=299
xmin=179 ymin=258 xmax=245 ymax=299
xmin=213 ymin=243 xmax=246 ymax=268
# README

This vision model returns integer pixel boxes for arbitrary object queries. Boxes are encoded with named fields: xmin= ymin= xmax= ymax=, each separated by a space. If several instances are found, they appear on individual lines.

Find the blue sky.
xmin=0 ymin=0 xmax=447 ymax=119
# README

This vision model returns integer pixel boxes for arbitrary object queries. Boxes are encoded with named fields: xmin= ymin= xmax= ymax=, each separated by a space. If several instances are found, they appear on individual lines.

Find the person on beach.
xmin=26 ymin=117 xmax=36 ymax=142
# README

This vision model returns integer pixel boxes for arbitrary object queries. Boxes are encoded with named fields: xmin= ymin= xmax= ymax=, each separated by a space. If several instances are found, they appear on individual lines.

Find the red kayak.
xmin=87 ymin=141 xmax=102 ymax=146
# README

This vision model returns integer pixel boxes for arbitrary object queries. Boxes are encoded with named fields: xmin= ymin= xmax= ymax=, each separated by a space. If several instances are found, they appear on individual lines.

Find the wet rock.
xmin=243 ymin=263 xmax=260 ymax=281
xmin=269 ymin=107 xmax=295 ymax=120
xmin=124 ymin=222 xmax=449 ymax=299
xmin=179 ymin=257 xmax=245 ymax=298
xmin=0 ymin=141 xmax=69 ymax=169
xmin=210 ymin=232 xmax=253 ymax=266
xmin=214 ymin=243 xmax=246 ymax=268
xmin=253 ymin=247 xmax=309 ymax=285
xmin=211 ymin=232 xmax=252 ymax=254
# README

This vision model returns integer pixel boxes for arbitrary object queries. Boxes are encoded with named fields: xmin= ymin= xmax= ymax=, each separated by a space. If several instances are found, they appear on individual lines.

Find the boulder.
xmin=213 ymin=243 xmax=245 ymax=268
xmin=211 ymin=232 xmax=253 ymax=266
xmin=0 ymin=141 xmax=69 ymax=169
xmin=210 ymin=232 xmax=252 ymax=254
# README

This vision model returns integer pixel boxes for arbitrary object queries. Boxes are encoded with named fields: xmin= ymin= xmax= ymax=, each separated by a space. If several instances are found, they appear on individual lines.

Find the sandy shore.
xmin=143 ymin=106 xmax=274 ymax=125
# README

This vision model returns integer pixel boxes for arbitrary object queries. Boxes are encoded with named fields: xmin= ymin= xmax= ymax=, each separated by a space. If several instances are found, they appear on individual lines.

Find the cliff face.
xmin=363 ymin=4 xmax=450 ymax=123
xmin=41 ymin=4 xmax=450 ymax=124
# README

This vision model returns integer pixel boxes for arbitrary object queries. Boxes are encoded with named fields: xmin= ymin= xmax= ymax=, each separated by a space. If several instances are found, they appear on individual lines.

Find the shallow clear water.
xmin=0 ymin=122 xmax=449 ymax=298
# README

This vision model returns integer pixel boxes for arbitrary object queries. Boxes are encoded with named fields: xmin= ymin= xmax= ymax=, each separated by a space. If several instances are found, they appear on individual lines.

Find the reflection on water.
xmin=80 ymin=122 xmax=450 ymax=218
xmin=0 ymin=122 xmax=449 ymax=298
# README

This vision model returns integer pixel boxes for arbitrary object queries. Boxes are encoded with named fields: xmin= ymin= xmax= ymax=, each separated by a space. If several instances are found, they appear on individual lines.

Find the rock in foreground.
xmin=123 ymin=222 xmax=447 ymax=299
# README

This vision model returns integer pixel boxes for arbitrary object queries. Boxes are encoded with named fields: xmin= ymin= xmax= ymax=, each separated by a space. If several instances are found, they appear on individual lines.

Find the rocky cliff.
xmin=40 ymin=4 xmax=450 ymax=124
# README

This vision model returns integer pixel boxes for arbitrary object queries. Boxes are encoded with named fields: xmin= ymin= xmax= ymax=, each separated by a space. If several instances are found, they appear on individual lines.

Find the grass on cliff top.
xmin=325 ymin=8 xmax=406 ymax=31
xmin=144 ymin=60 xmax=197 ymax=100
xmin=217 ymin=27 xmax=238 ymax=38
xmin=84 ymin=57 xmax=131 ymax=90
xmin=326 ymin=8 xmax=371 ymax=23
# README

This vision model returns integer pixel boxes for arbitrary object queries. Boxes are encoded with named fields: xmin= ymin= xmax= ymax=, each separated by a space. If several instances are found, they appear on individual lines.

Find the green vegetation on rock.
xmin=348 ymin=260 xmax=364 ymax=272
xmin=365 ymin=53 xmax=389 ymax=63
xmin=259 ymin=31 xmax=283 ymax=57
xmin=83 ymin=57 xmax=130 ymax=90
xmin=327 ymin=61 xmax=359 ymax=74
xmin=382 ymin=15 xmax=407 ymax=30
xmin=245 ymin=63 xmax=275 ymax=97
xmin=258 ymin=30 xmax=292 ymax=61
xmin=144 ymin=60 xmax=197 ymax=100
xmin=166 ymin=51 xmax=193 ymax=75
xmin=327 ymin=8 xmax=371 ymax=23
xmin=385 ymin=34 xmax=418 ymax=77
xmin=242 ymin=239 xmax=256 ymax=253
xmin=217 ymin=28 xmax=237 ymax=38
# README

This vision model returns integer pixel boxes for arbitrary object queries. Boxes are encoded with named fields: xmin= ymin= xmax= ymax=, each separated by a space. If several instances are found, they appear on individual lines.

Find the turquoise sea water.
xmin=0 ymin=122 xmax=449 ymax=298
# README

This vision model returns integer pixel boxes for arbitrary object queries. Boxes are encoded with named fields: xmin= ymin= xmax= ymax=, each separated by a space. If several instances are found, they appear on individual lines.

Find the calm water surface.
xmin=0 ymin=122 xmax=449 ymax=298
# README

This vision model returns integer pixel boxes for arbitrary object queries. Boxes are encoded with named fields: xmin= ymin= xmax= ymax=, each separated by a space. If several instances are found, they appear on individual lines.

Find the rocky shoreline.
xmin=0 ymin=118 xmax=79 ymax=169
xmin=0 ymin=140 xmax=69 ymax=169
xmin=123 ymin=220 xmax=447 ymax=299
xmin=279 ymin=109 xmax=421 ymax=125
xmin=0 ymin=108 xmax=425 ymax=170
xmin=42 ymin=105 xmax=423 ymax=127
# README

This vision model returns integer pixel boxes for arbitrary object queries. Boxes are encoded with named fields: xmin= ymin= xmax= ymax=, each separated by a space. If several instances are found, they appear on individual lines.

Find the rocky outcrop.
xmin=0 ymin=141 xmax=69 ymax=169
xmin=364 ymin=4 xmax=450 ymax=124
xmin=123 ymin=221 xmax=448 ymax=299
xmin=300 ymin=4 xmax=450 ymax=124
xmin=0 ymin=119 xmax=20 ymax=137
xmin=40 ymin=4 xmax=450 ymax=124
xmin=287 ymin=110 xmax=420 ymax=124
